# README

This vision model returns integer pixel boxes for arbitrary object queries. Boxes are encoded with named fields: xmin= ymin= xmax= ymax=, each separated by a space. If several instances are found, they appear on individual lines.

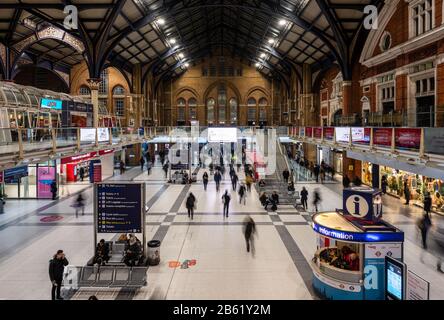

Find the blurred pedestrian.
xmin=202 ymin=171 xmax=209 ymax=191
xmin=424 ymin=192 xmax=432 ymax=216
xmin=214 ymin=170 xmax=222 ymax=192
xmin=238 ymin=183 xmax=247 ymax=205
xmin=301 ymin=186 xmax=308 ymax=210
xmin=119 ymin=160 xmax=125 ymax=175
xmin=404 ymin=180 xmax=411 ymax=205
xmin=186 ymin=192 xmax=196 ymax=220
xmin=343 ymin=175 xmax=350 ymax=188
xmin=140 ymin=156 xmax=145 ymax=171
xmin=50 ymin=180 xmax=58 ymax=200
xmin=73 ymin=192 xmax=86 ymax=218
xmin=222 ymin=190 xmax=231 ymax=218
xmin=313 ymin=188 xmax=321 ymax=213
xmin=231 ymin=173 xmax=239 ymax=191
xmin=243 ymin=216 xmax=256 ymax=256
xmin=381 ymin=175 xmax=387 ymax=194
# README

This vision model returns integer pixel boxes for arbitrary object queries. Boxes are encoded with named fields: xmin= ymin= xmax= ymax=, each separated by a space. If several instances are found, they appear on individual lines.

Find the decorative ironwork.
xmin=87 ymin=78 xmax=102 ymax=91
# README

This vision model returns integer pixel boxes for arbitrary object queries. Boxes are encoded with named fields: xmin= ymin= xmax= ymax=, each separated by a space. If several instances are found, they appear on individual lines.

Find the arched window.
xmin=113 ymin=85 xmax=125 ymax=117
xmin=207 ymin=98 xmax=215 ymax=124
xmin=177 ymin=98 xmax=186 ymax=121
xmin=247 ymin=97 xmax=257 ymax=123
xmin=258 ymin=98 xmax=267 ymax=121
xmin=79 ymin=86 xmax=90 ymax=96
xmin=99 ymin=69 xmax=109 ymax=95
xmin=113 ymin=85 xmax=125 ymax=95
xmin=217 ymin=84 xmax=227 ymax=124
xmin=188 ymin=97 xmax=197 ymax=120
xmin=229 ymin=98 xmax=238 ymax=125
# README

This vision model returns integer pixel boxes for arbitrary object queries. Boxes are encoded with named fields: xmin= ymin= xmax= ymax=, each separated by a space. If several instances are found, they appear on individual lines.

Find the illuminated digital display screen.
xmin=41 ymin=98 xmax=62 ymax=110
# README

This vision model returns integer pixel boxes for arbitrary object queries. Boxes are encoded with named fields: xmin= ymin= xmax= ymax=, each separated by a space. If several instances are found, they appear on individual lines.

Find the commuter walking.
xmin=186 ymin=192 xmax=196 ymax=220
xmin=418 ymin=212 xmax=432 ymax=250
xmin=79 ymin=166 xmax=85 ymax=182
xmin=424 ymin=192 xmax=432 ymax=216
xmin=50 ymin=180 xmax=58 ymax=200
xmin=202 ymin=171 xmax=209 ymax=191
xmin=238 ymin=183 xmax=247 ymax=205
xmin=163 ymin=162 xmax=169 ymax=179
xmin=222 ymin=190 xmax=231 ymax=218
xmin=313 ymin=188 xmax=321 ymax=213
xmin=214 ymin=170 xmax=222 ymax=192
xmin=139 ymin=156 xmax=145 ymax=171
xmin=245 ymin=175 xmax=253 ymax=192
xmin=313 ymin=164 xmax=320 ymax=183
xmin=231 ymin=173 xmax=239 ymax=191
xmin=243 ymin=216 xmax=256 ymax=256
xmin=73 ymin=193 xmax=86 ymax=218
xmin=49 ymin=250 xmax=69 ymax=300
xmin=282 ymin=169 xmax=290 ymax=183
xmin=343 ymin=175 xmax=350 ymax=189
xmin=404 ymin=180 xmax=411 ymax=205
xmin=381 ymin=175 xmax=388 ymax=194
xmin=119 ymin=160 xmax=125 ymax=175
xmin=147 ymin=161 xmax=152 ymax=175
xmin=300 ymin=186 xmax=308 ymax=210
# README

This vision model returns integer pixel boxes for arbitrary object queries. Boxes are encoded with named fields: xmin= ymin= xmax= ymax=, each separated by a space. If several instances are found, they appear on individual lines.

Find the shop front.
xmin=59 ymin=149 xmax=114 ymax=183
xmin=62 ymin=100 xmax=93 ymax=127
xmin=3 ymin=161 xmax=57 ymax=199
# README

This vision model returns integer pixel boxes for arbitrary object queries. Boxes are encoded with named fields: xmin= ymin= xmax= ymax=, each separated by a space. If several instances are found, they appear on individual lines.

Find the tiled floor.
xmin=0 ymin=166 xmax=443 ymax=300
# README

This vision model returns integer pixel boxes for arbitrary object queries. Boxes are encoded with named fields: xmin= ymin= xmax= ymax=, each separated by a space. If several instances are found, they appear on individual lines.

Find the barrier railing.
xmin=287 ymin=126 xmax=444 ymax=157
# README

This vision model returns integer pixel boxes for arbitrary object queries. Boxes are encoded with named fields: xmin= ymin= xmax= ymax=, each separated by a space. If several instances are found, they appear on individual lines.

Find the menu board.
xmin=373 ymin=128 xmax=393 ymax=147
xmin=96 ymin=183 xmax=143 ymax=234
xmin=395 ymin=128 xmax=421 ymax=151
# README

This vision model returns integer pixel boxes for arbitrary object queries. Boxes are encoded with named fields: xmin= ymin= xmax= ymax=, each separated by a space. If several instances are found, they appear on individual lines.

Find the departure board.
xmin=96 ymin=183 xmax=143 ymax=233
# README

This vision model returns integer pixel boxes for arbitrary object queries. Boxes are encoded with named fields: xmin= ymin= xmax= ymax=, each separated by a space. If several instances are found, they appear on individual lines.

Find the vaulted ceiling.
xmin=0 ymin=0 xmax=384 ymax=83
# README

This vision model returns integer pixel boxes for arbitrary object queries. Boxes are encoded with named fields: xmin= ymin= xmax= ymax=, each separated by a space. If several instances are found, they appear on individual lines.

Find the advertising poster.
xmin=313 ymin=127 xmax=322 ymax=139
xmin=424 ymin=128 xmax=444 ymax=155
xmin=395 ymin=128 xmax=421 ymax=151
xmin=406 ymin=271 xmax=430 ymax=300
xmin=4 ymin=165 xmax=28 ymax=183
xmin=299 ymin=127 xmax=305 ymax=137
xmin=324 ymin=127 xmax=334 ymax=140
xmin=373 ymin=128 xmax=392 ymax=147
xmin=40 ymin=98 xmax=62 ymax=110
xmin=80 ymin=128 xmax=96 ymax=142
xmin=97 ymin=128 xmax=110 ymax=142
xmin=37 ymin=167 xmax=56 ymax=199
xmin=365 ymin=243 xmax=403 ymax=300
xmin=305 ymin=127 xmax=313 ymax=138
xmin=335 ymin=127 xmax=350 ymax=143
xmin=352 ymin=127 xmax=371 ymax=144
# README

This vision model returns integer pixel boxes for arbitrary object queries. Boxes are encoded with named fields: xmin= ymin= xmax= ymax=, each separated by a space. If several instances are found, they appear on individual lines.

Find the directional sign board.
xmin=95 ymin=183 xmax=145 ymax=234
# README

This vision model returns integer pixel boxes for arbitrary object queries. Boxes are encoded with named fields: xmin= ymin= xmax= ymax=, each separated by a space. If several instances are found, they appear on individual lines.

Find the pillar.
xmin=87 ymin=78 xmax=101 ymax=128
xmin=133 ymin=64 xmax=142 ymax=128
xmin=342 ymin=81 xmax=352 ymax=116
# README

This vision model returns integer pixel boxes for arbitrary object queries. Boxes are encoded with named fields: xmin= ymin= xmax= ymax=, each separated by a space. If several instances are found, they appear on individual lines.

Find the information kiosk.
xmin=311 ymin=187 xmax=404 ymax=300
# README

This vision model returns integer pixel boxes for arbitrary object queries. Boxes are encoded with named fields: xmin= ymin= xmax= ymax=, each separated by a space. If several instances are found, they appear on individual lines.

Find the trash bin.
xmin=147 ymin=240 xmax=161 ymax=266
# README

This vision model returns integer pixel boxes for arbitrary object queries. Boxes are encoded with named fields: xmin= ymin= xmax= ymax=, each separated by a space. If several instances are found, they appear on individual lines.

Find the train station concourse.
xmin=1 ymin=0 xmax=444 ymax=309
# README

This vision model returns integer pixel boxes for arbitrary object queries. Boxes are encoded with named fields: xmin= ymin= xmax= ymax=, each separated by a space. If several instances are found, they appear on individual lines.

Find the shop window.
xmin=79 ymin=86 xmax=90 ymax=96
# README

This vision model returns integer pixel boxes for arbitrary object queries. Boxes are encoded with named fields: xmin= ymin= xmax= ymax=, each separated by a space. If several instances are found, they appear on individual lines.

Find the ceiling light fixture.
xmin=255 ymin=62 xmax=261 ymax=67
xmin=260 ymin=53 xmax=266 ymax=58
xmin=184 ymin=62 xmax=190 ymax=68
xmin=279 ymin=19 xmax=287 ymax=26
xmin=268 ymin=38 xmax=275 ymax=44
xmin=157 ymin=18 xmax=165 ymax=25
xmin=178 ymin=53 xmax=184 ymax=59
xmin=169 ymin=38 xmax=176 ymax=45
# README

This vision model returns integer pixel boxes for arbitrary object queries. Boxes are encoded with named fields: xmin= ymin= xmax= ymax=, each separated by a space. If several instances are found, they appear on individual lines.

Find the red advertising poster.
xmin=324 ymin=127 xmax=334 ymax=140
xmin=93 ymin=163 xmax=102 ymax=183
xmin=305 ymin=127 xmax=313 ymax=138
xmin=373 ymin=128 xmax=392 ymax=147
xmin=37 ymin=167 xmax=56 ymax=199
xmin=395 ymin=128 xmax=421 ymax=150
xmin=352 ymin=127 xmax=371 ymax=144
xmin=313 ymin=127 xmax=322 ymax=139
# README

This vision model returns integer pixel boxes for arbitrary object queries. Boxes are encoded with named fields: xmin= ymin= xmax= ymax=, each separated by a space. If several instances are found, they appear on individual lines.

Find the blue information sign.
xmin=41 ymin=98 xmax=62 ymax=110
xmin=96 ymin=183 xmax=143 ymax=233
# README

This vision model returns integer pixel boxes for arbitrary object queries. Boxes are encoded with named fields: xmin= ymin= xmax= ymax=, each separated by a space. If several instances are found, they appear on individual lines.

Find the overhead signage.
xmin=61 ymin=149 xmax=114 ymax=164
xmin=4 ymin=165 xmax=28 ymax=183
xmin=395 ymin=128 xmax=421 ymax=151
xmin=312 ymin=222 xmax=404 ymax=243
xmin=96 ymin=183 xmax=144 ymax=234
xmin=41 ymin=98 xmax=62 ymax=110
xmin=406 ymin=270 xmax=430 ymax=300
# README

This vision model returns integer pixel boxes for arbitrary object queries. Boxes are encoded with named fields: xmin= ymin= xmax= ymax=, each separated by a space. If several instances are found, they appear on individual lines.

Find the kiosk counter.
xmin=311 ymin=211 xmax=404 ymax=300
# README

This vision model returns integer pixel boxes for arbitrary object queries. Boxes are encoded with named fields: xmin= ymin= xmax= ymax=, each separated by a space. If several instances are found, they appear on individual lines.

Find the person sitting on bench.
xmin=124 ymin=235 xmax=142 ymax=267
xmin=93 ymin=239 xmax=110 ymax=266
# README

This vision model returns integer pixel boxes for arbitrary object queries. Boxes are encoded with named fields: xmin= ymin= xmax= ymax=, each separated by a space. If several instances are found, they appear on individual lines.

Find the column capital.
xmin=87 ymin=78 xmax=101 ymax=90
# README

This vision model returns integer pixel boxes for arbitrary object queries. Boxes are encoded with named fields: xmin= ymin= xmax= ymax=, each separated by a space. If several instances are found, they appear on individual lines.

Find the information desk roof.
xmin=312 ymin=212 xmax=404 ymax=243
xmin=313 ymin=212 xmax=362 ymax=233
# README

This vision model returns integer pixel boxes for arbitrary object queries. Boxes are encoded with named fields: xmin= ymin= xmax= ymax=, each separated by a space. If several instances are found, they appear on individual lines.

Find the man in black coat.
xmin=49 ymin=250 xmax=69 ymax=300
